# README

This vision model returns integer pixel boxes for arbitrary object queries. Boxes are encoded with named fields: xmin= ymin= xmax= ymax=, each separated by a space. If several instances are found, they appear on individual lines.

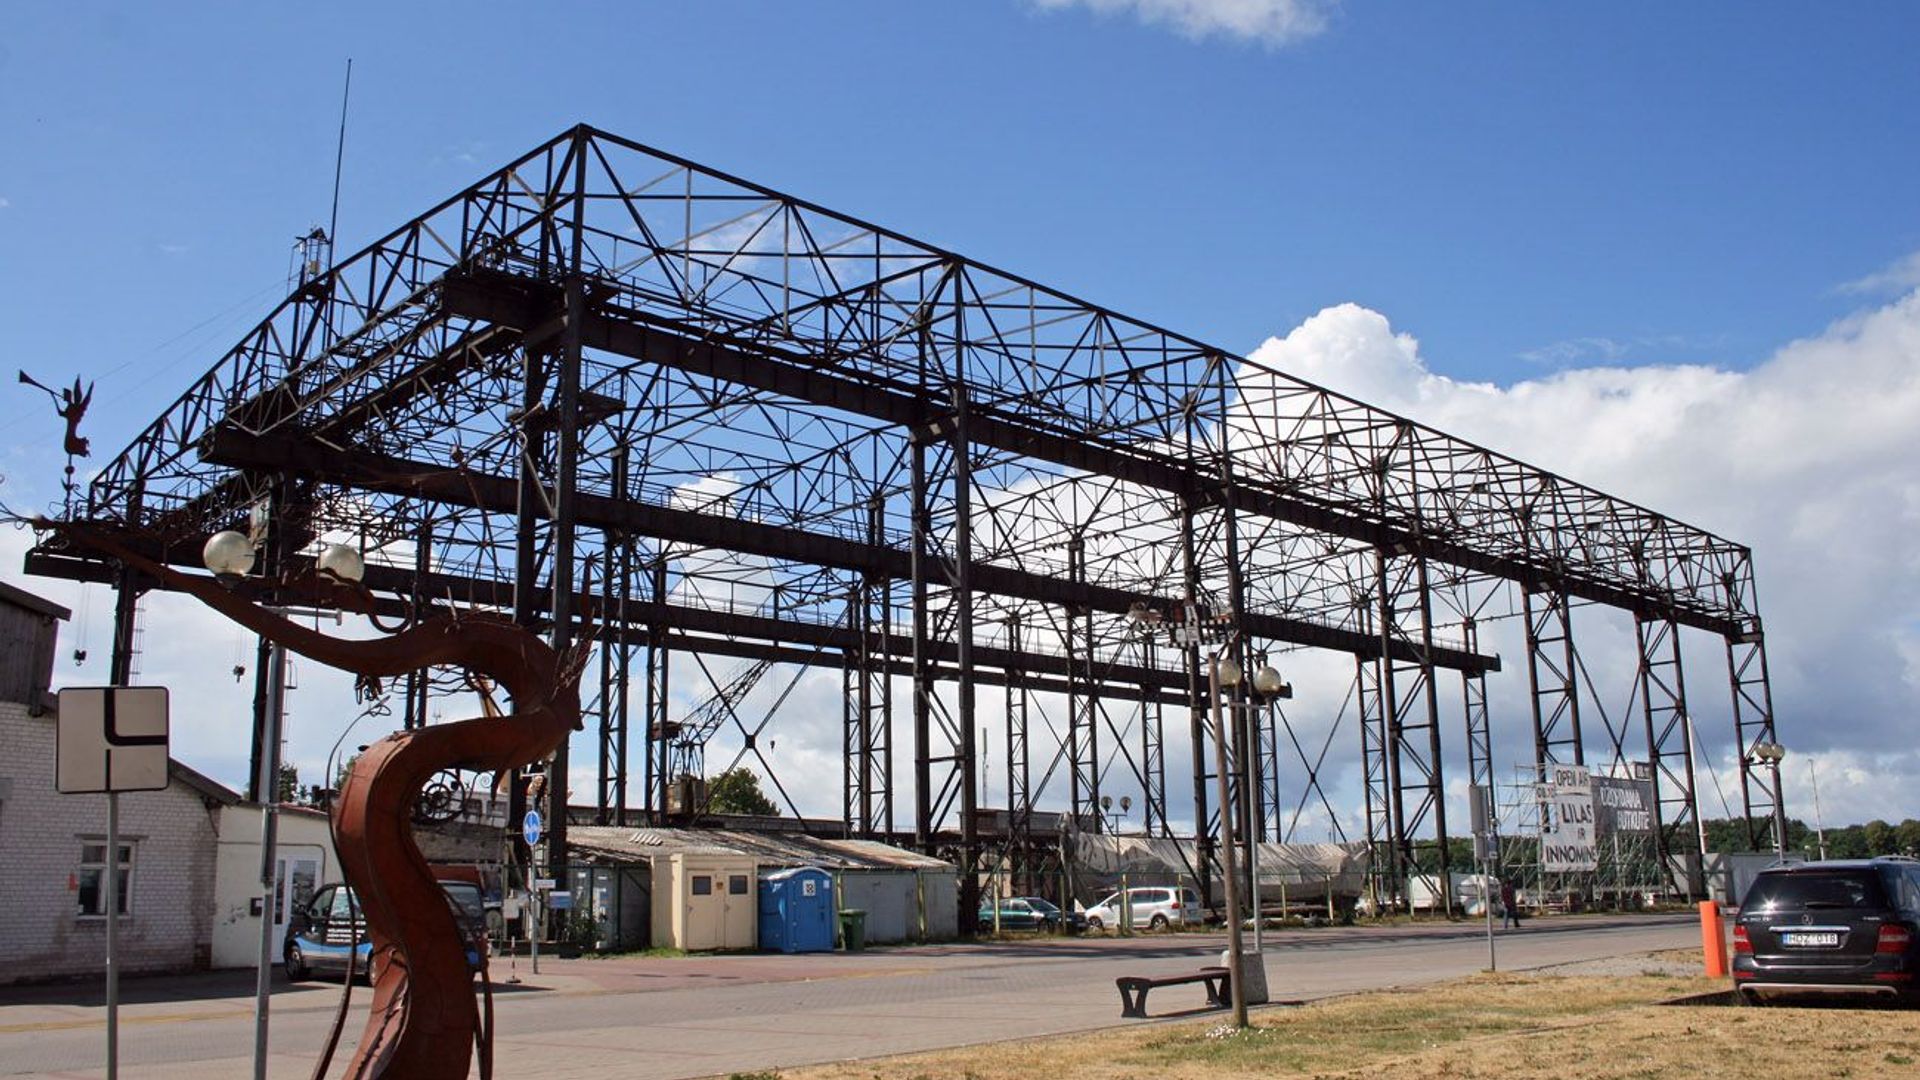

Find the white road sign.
xmin=56 ymin=687 xmax=170 ymax=794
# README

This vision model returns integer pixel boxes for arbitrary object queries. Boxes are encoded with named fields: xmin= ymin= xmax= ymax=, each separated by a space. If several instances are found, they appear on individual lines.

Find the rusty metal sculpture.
xmin=43 ymin=520 xmax=582 ymax=1079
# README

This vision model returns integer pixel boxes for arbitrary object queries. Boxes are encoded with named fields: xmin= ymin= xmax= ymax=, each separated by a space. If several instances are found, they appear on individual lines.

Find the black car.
xmin=1734 ymin=856 xmax=1920 ymax=1004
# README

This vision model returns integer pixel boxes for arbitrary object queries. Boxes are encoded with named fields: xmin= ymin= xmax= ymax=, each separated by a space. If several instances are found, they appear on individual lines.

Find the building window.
xmin=77 ymin=841 xmax=134 ymax=918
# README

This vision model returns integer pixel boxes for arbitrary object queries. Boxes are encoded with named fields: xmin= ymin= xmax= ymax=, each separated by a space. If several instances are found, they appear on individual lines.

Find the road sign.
xmin=532 ymin=878 xmax=557 ymax=890
xmin=548 ymin=891 xmax=572 ymax=911
xmin=522 ymin=809 xmax=543 ymax=847
xmin=57 ymin=687 xmax=170 ymax=794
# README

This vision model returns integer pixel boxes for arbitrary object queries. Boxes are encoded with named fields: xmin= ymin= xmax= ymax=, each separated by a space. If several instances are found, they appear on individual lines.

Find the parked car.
xmin=1083 ymin=886 xmax=1204 ymax=931
xmin=1733 ymin=857 xmax=1920 ymax=1005
xmin=1019 ymin=896 xmax=1085 ymax=932
xmin=284 ymin=880 xmax=489 ymax=982
xmin=979 ymin=897 xmax=1053 ymax=931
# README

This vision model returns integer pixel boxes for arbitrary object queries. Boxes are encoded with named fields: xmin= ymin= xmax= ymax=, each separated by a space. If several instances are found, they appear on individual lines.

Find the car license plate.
xmin=1782 ymin=931 xmax=1840 ymax=947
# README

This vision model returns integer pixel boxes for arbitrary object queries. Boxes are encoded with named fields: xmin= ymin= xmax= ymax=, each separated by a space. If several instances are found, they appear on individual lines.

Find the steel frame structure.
xmin=31 ymin=125 xmax=1782 ymax=922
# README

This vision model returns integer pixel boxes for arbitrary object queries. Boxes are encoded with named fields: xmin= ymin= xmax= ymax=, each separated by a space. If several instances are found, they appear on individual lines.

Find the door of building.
xmin=273 ymin=856 xmax=320 ymax=960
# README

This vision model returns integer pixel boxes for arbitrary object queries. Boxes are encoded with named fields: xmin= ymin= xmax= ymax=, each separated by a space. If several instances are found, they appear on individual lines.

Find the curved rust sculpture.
xmin=46 ymin=522 xmax=581 ymax=1078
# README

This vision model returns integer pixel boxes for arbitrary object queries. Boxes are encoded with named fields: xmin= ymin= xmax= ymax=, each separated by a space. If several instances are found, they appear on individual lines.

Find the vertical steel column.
xmin=1067 ymin=536 xmax=1099 ymax=828
xmin=1409 ymin=554 xmax=1452 ymax=906
xmin=643 ymin=559 xmax=671 ymax=820
xmin=544 ymin=133 xmax=589 ymax=871
xmin=1637 ymin=614 xmax=1703 ymax=896
xmin=1523 ymin=583 xmax=1585 ymax=769
xmin=1728 ymin=626 xmax=1783 ymax=852
xmin=1140 ymin=634 xmax=1168 ymax=837
xmin=1461 ymin=618 xmax=1493 ymax=799
xmin=1356 ymin=590 xmax=1391 ymax=909
xmin=1373 ymin=551 xmax=1409 ymax=910
xmin=1006 ymin=613 xmax=1033 ymax=890
xmin=508 ymin=336 xmax=548 ymax=853
xmin=402 ymin=516 xmax=432 ymax=731
xmin=841 ymin=582 xmax=862 ymax=834
xmin=909 ymin=435 xmax=934 ymax=852
xmin=1180 ymin=501 xmax=1215 ymax=908
xmin=950 ymin=383 xmax=981 ymax=929
xmin=1256 ymin=659 xmax=1282 ymax=844
xmin=843 ymin=498 xmax=894 ymax=837
xmin=1369 ymin=546 xmax=1451 ymax=912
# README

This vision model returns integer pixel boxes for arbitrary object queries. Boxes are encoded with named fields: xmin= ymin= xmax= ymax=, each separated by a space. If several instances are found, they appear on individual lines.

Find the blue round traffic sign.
xmin=522 ymin=809 xmax=543 ymax=847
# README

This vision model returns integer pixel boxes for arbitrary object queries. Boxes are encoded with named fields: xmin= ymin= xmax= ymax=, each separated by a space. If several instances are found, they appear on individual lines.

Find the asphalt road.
xmin=0 ymin=913 xmax=1701 ymax=1079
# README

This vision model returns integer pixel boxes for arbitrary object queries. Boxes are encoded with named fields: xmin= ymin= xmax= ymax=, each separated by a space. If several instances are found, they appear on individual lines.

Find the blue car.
xmin=284 ymin=880 xmax=488 ymax=982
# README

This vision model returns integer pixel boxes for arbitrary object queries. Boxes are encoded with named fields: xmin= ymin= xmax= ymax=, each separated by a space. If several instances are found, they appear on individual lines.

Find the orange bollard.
xmin=1699 ymin=900 xmax=1728 ymax=978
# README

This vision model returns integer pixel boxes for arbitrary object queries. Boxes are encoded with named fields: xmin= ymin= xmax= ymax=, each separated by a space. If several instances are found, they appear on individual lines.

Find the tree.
xmin=276 ymin=763 xmax=301 ymax=803
xmin=707 ymin=767 xmax=778 ymax=816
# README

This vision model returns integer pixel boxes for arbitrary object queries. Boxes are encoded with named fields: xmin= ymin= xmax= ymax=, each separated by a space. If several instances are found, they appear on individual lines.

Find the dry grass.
xmin=777 ymin=969 xmax=1920 ymax=1079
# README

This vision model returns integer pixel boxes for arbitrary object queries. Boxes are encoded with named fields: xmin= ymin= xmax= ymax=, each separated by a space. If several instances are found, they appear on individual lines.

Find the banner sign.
xmin=1592 ymin=775 xmax=1655 ymax=834
xmin=1541 ymin=764 xmax=1598 ymax=872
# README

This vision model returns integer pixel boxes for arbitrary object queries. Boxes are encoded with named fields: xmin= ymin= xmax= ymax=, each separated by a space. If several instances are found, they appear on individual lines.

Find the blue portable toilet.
xmin=759 ymin=867 xmax=835 ymax=954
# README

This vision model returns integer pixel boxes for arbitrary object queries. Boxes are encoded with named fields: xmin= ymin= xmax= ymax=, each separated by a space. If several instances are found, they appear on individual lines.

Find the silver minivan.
xmin=1084 ymin=886 xmax=1204 ymax=931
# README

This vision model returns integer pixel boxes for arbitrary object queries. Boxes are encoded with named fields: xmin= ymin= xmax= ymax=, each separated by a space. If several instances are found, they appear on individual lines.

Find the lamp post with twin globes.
xmin=204 ymin=531 xmax=365 ymax=1080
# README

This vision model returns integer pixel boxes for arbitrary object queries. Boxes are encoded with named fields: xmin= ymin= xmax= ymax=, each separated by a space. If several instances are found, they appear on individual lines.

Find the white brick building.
xmin=0 ymin=581 xmax=241 ymax=984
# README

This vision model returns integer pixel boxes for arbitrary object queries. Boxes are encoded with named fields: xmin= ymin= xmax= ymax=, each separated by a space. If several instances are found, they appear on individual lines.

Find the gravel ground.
xmin=1527 ymin=947 xmax=1705 ymax=979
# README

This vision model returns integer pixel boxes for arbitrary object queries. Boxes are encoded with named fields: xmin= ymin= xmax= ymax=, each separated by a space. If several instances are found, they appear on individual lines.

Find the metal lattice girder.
xmin=842 ymin=500 xmax=895 ymax=837
xmin=1461 ymin=619 xmax=1494 ymax=798
xmin=1375 ymin=548 xmax=1452 ymax=911
xmin=1524 ymin=583 xmax=1584 ymax=769
xmin=31 ymin=124 xmax=1786 ymax=877
xmin=84 ymin=125 xmax=1756 ymax=640
xmin=1636 ymin=614 xmax=1703 ymax=894
xmin=1729 ymin=630 xmax=1784 ymax=851
xmin=1356 ymin=647 xmax=1393 ymax=908
xmin=593 ymin=532 xmax=639 ymax=822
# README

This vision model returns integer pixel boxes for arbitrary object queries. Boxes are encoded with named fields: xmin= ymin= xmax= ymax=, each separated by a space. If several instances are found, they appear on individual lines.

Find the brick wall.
xmin=0 ymin=702 xmax=223 ymax=983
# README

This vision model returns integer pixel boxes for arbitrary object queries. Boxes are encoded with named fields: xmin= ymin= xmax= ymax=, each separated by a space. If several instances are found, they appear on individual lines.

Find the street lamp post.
xmin=1128 ymin=599 xmax=1288 ymax=1028
xmin=1245 ymin=663 xmax=1290 ymax=963
xmin=1750 ymin=741 xmax=1788 ymax=857
xmin=204 ymin=532 xmax=365 ymax=1080
xmin=1206 ymin=649 xmax=1249 ymax=1028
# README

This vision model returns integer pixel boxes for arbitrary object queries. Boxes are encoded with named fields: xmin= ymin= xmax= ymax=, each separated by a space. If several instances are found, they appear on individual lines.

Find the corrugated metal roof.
xmin=566 ymin=826 xmax=952 ymax=872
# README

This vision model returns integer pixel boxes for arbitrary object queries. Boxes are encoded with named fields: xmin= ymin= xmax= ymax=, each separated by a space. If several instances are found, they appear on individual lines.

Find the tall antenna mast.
xmin=327 ymin=58 xmax=354 ymax=273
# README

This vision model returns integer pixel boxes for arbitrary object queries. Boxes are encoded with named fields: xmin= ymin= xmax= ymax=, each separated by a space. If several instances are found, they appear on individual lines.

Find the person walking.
xmin=1500 ymin=879 xmax=1523 ymax=929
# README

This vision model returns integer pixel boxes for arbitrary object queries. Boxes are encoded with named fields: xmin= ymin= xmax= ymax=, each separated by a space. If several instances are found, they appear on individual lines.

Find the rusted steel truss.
xmin=31 ymin=125 xmax=1780 ymax=926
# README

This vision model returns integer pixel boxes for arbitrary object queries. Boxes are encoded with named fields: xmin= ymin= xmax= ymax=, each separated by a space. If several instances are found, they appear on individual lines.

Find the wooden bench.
xmin=1115 ymin=966 xmax=1231 ymax=1018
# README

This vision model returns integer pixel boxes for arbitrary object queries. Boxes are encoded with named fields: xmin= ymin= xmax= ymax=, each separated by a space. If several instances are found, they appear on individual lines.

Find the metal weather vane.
xmin=18 ymin=370 xmax=93 ymax=511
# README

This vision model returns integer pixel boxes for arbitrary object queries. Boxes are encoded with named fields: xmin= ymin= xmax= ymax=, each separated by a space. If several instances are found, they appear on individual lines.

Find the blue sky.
xmin=4 ymin=2 xmax=1919 ymax=827
xmin=5 ymin=1 xmax=1917 ymax=452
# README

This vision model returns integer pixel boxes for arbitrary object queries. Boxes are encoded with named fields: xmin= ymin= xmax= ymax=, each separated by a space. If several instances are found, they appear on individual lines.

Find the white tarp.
xmin=1541 ymin=764 xmax=1599 ymax=872
xmin=1070 ymin=834 xmax=1371 ymax=897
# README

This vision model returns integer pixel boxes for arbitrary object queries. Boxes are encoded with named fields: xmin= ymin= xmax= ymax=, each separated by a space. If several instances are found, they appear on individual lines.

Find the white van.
xmin=1083 ymin=885 xmax=1205 ymax=931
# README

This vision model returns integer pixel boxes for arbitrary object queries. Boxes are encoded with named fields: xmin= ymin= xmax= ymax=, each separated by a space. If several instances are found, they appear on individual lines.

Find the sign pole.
xmin=56 ymin=686 xmax=168 ymax=1080
xmin=252 ymin=642 xmax=286 ymax=1080
xmin=105 ymin=789 xmax=119 ymax=1079
xmin=1484 ymin=850 xmax=1496 ymax=972
xmin=523 ymin=810 xmax=544 ymax=976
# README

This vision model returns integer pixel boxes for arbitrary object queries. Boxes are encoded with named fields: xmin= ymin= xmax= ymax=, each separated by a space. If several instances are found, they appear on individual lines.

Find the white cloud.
xmin=1248 ymin=285 xmax=1920 ymax=826
xmin=1032 ymin=0 xmax=1334 ymax=47
xmin=1838 ymin=251 xmax=1920 ymax=297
